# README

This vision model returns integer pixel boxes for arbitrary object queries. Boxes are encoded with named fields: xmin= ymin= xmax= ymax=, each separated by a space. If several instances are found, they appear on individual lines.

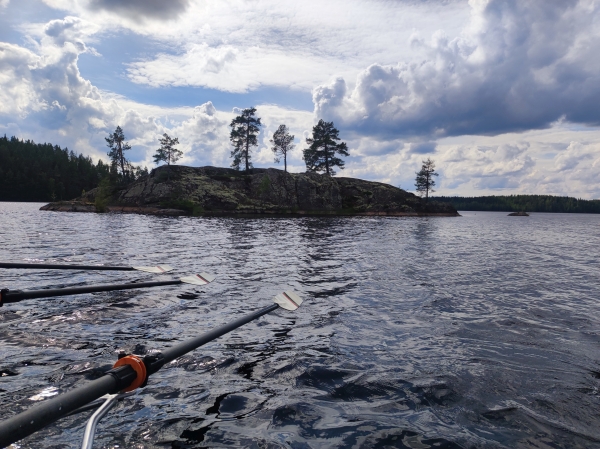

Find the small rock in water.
xmin=508 ymin=211 xmax=529 ymax=216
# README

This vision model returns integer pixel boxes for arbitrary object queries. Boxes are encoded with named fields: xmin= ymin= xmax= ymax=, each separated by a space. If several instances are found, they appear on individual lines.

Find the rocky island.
xmin=41 ymin=165 xmax=459 ymax=217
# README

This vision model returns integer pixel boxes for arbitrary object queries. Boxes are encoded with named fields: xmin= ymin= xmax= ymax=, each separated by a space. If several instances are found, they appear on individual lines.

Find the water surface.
xmin=0 ymin=203 xmax=599 ymax=448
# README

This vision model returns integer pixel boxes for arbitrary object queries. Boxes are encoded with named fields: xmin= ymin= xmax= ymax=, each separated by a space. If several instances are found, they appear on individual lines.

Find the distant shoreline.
xmin=432 ymin=195 xmax=600 ymax=214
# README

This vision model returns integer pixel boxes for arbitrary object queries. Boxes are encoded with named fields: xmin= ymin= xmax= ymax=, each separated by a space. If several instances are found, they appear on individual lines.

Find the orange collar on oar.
xmin=113 ymin=355 xmax=147 ymax=392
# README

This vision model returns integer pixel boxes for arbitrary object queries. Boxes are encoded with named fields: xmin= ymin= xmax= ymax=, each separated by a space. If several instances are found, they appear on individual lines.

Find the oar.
xmin=0 ymin=262 xmax=174 ymax=273
xmin=0 ymin=273 xmax=215 ymax=306
xmin=0 ymin=291 xmax=303 ymax=447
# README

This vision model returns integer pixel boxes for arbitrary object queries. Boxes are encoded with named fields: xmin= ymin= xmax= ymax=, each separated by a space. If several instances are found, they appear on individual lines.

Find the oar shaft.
xmin=0 ymin=366 xmax=136 ymax=447
xmin=0 ymin=262 xmax=134 ymax=271
xmin=160 ymin=303 xmax=279 ymax=365
xmin=0 ymin=302 xmax=283 ymax=446
xmin=1 ymin=280 xmax=183 ymax=303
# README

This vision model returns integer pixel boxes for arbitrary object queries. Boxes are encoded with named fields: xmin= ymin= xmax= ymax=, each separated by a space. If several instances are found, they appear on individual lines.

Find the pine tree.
xmin=105 ymin=126 xmax=132 ymax=179
xmin=229 ymin=107 xmax=261 ymax=171
xmin=303 ymin=119 xmax=348 ymax=176
xmin=270 ymin=124 xmax=295 ymax=173
xmin=153 ymin=133 xmax=182 ymax=166
xmin=415 ymin=157 xmax=438 ymax=202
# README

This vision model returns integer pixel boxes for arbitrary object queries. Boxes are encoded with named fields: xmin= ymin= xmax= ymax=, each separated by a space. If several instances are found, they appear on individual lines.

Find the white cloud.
xmin=3 ymin=1 xmax=600 ymax=200
xmin=0 ymin=17 xmax=154 ymax=161
xmin=169 ymin=102 xmax=231 ymax=168
xmin=41 ymin=0 xmax=467 ymax=93
xmin=0 ymin=17 xmax=314 ymax=173
xmin=442 ymin=143 xmax=535 ymax=190
xmin=0 ymin=43 xmax=40 ymax=117
xmin=126 ymin=44 xmax=339 ymax=93
xmin=430 ymin=126 xmax=600 ymax=197
xmin=314 ymin=0 xmax=600 ymax=139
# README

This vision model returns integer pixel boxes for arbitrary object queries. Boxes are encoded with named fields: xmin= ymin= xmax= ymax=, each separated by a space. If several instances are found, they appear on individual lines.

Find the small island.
xmin=41 ymin=165 xmax=459 ymax=217
xmin=508 ymin=211 xmax=530 ymax=216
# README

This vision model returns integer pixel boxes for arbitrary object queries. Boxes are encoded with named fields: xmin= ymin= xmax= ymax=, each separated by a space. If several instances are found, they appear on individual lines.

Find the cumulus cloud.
xmin=0 ymin=44 xmax=40 ymax=117
xmin=314 ymin=0 xmax=600 ymax=140
xmin=0 ymin=16 xmax=103 ymax=124
xmin=0 ymin=14 xmax=313 ymax=173
xmin=4 ymin=1 xmax=600 ymax=199
xmin=0 ymin=17 xmax=156 ymax=160
xmin=442 ymin=143 xmax=535 ymax=190
xmin=543 ymin=140 xmax=600 ymax=196
xmin=419 ymin=127 xmax=600 ymax=197
xmin=555 ymin=141 xmax=587 ymax=171
xmin=170 ymin=102 xmax=231 ymax=167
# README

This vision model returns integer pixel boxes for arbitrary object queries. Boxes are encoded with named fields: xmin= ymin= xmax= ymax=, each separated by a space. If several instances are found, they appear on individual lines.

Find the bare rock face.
xmin=41 ymin=165 xmax=459 ymax=216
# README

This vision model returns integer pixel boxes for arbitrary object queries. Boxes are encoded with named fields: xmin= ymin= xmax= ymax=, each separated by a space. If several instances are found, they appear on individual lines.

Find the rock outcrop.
xmin=41 ymin=165 xmax=459 ymax=216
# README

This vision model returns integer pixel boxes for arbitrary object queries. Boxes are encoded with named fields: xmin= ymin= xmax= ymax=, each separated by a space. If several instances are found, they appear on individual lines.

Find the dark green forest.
xmin=0 ymin=135 xmax=109 ymax=202
xmin=433 ymin=195 xmax=600 ymax=213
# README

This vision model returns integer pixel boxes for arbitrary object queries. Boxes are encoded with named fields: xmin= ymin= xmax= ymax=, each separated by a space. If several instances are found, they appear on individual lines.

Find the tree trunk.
xmin=245 ymin=119 xmax=250 ymax=172
xmin=118 ymin=141 xmax=125 ymax=177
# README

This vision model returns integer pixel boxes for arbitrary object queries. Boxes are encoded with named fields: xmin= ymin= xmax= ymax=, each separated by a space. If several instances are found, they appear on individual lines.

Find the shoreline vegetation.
xmin=433 ymin=195 xmax=600 ymax=214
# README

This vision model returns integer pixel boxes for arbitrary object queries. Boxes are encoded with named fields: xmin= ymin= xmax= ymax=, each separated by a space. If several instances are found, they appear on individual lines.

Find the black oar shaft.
xmin=0 ymin=262 xmax=134 ymax=271
xmin=0 ymin=302 xmax=282 ymax=447
xmin=161 ymin=303 xmax=279 ymax=365
xmin=0 ymin=366 xmax=136 ymax=447
xmin=1 ymin=280 xmax=182 ymax=303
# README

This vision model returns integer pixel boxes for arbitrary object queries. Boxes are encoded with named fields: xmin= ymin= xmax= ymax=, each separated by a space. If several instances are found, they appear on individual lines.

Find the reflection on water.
xmin=0 ymin=203 xmax=600 ymax=448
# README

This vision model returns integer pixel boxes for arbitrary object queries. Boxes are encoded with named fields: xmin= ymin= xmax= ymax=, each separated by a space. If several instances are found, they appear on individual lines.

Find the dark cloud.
xmin=88 ymin=0 xmax=190 ymax=20
xmin=408 ymin=141 xmax=436 ymax=154
xmin=314 ymin=0 xmax=600 ymax=140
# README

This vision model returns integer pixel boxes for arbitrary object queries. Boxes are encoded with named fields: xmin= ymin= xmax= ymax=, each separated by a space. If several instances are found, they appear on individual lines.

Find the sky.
xmin=1 ymin=0 xmax=600 ymax=198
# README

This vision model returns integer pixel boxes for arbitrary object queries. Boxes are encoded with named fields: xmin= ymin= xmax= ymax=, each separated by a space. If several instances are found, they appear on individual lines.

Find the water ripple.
xmin=0 ymin=204 xmax=599 ymax=448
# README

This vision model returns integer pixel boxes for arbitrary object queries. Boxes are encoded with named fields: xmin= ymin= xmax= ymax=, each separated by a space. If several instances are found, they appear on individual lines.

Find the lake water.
xmin=0 ymin=202 xmax=599 ymax=449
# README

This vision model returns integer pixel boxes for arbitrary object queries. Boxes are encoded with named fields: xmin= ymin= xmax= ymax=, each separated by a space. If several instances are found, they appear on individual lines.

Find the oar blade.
xmin=273 ymin=291 xmax=303 ymax=311
xmin=133 ymin=265 xmax=173 ymax=274
xmin=180 ymin=273 xmax=216 ymax=286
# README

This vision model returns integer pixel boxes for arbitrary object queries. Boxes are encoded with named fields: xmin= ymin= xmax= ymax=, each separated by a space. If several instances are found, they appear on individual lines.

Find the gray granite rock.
xmin=41 ymin=165 xmax=459 ymax=216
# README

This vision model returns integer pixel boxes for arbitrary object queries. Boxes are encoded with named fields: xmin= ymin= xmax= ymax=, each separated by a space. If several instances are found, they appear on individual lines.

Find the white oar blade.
xmin=273 ymin=291 xmax=303 ymax=311
xmin=133 ymin=265 xmax=174 ymax=274
xmin=180 ymin=273 xmax=216 ymax=286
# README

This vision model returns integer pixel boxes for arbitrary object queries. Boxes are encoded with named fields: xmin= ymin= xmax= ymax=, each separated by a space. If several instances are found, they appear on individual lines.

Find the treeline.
xmin=0 ymin=135 xmax=110 ymax=202
xmin=433 ymin=195 xmax=600 ymax=213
